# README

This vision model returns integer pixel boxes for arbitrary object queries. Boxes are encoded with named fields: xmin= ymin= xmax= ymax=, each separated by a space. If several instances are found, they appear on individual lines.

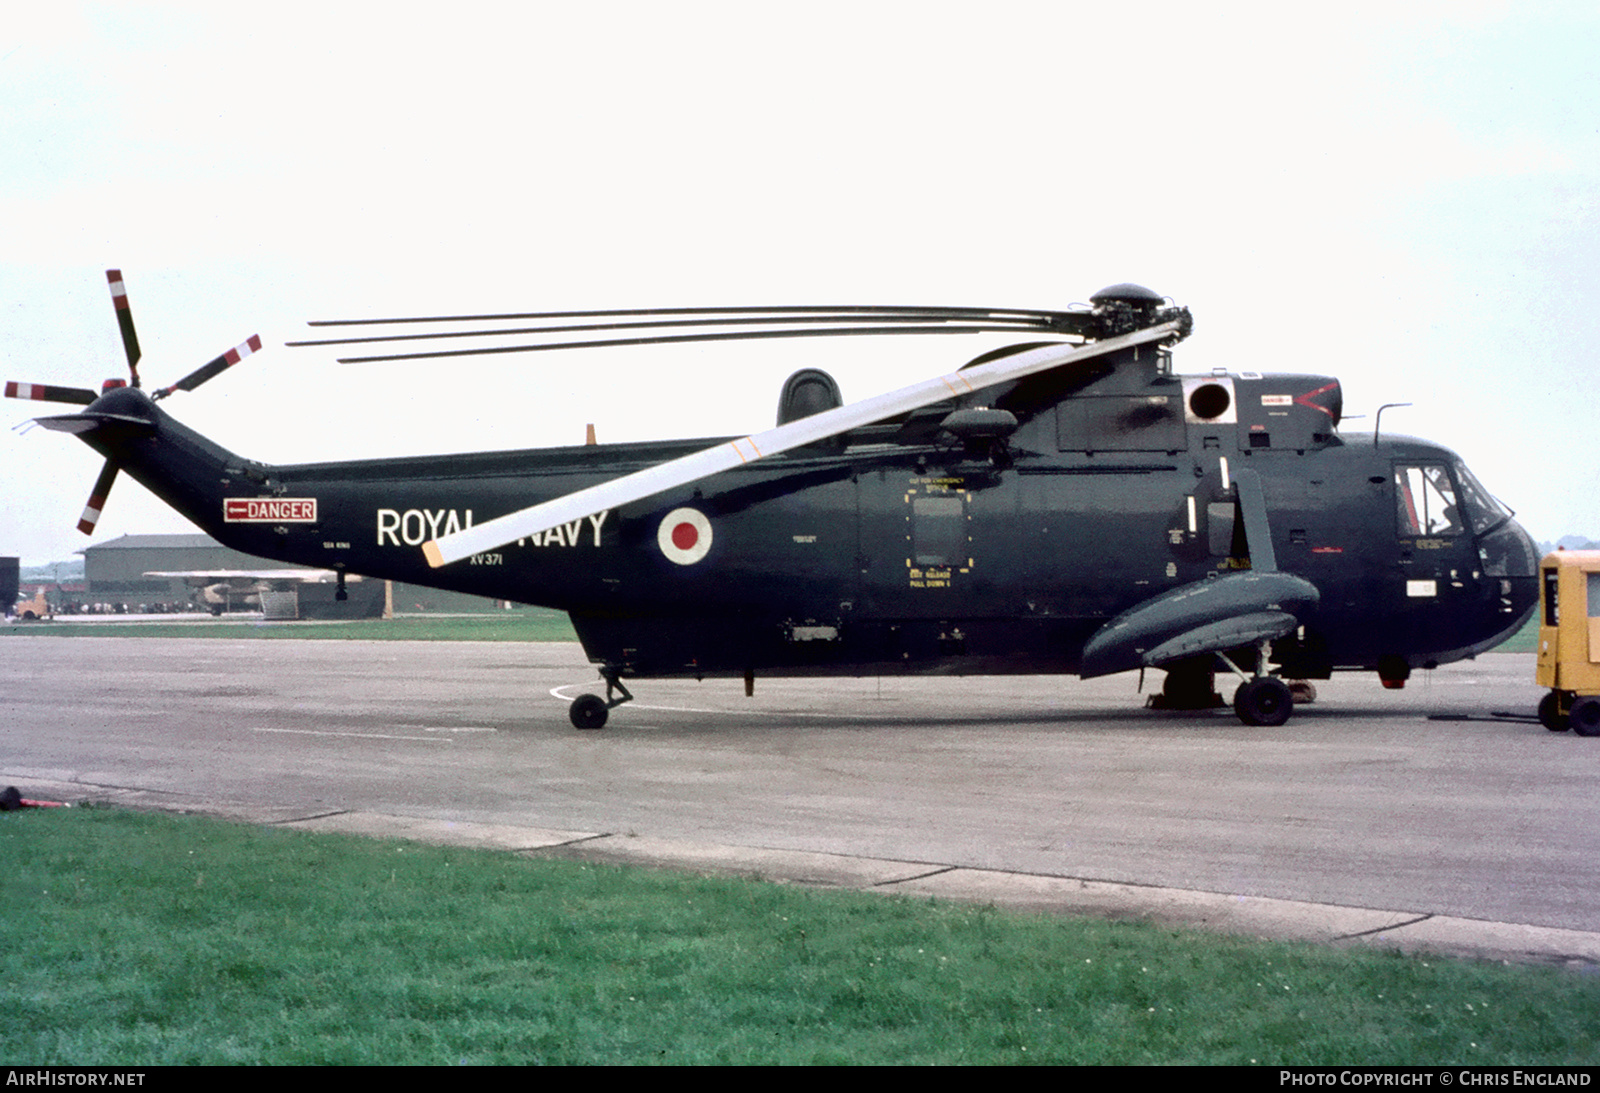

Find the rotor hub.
xmin=1086 ymin=283 xmax=1191 ymax=342
xmin=1090 ymin=283 xmax=1164 ymax=308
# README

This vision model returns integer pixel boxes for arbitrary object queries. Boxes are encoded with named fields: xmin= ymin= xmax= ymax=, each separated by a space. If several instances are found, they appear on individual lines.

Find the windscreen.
xmin=1452 ymin=461 xmax=1514 ymax=536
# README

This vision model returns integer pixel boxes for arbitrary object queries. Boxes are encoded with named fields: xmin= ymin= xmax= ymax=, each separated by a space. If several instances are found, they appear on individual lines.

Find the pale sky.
xmin=4 ymin=1 xmax=1597 ymax=563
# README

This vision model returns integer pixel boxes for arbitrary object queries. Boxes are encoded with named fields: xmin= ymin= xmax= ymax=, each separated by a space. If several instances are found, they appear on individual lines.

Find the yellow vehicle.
xmin=11 ymin=588 xmax=51 ymax=621
xmin=1536 ymin=550 xmax=1600 ymax=734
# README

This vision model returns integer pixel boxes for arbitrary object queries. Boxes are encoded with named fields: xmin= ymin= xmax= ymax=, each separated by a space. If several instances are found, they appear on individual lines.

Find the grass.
xmin=0 ymin=610 xmax=578 ymax=642
xmin=1492 ymin=614 xmax=1539 ymax=654
xmin=3 ymin=808 xmax=1598 ymax=1066
xmin=2 ymin=611 xmax=1541 ymax=655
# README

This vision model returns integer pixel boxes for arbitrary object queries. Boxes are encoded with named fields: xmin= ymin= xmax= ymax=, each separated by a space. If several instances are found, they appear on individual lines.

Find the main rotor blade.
xmin=5 ymin=381 xmax=97 ymax=405
xmin=287 ymin=312 xmax=1061 ymax=352
xmin=324 ymin=324 xmax=1030 ymax=364
xmin=422 ymin=320 xmax=1182 ymax=568
xmin=77 ymin=459 xmax=119 ymax=535
xmin=106 ymin=270 xmax=142 ymax=387
xmin=308 ymin=303 xmax=1071 ymax=327
xmin=152 ymin=335 xmax=263 ymax=399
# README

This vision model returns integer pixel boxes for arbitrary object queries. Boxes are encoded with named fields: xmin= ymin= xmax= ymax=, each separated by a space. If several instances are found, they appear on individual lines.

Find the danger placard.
xmin=224 ymin=498 xmax=318 ymax=523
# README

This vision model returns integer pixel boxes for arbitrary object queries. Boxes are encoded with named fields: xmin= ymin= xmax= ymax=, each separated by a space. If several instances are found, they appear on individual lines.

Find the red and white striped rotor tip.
xmin=231 ymin=334 xmax=264 ymax=362
xmin=5 ymin=381 xmax=97 ymax=404
xmin=76 ymin=462 xmax=119 ymax=536
xmin=106 ymin=269 xmax=130 ymax=308
xmin=77 ymin=497 xmax=108 ymax=535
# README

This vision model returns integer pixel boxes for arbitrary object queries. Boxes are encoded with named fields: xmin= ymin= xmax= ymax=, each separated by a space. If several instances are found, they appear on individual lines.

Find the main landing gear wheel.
xmin=569 ymin=693 xmax=609 ymax=730
xmin=1570 ymin=696 xmax=1600 ymax=738
xmin=1151 ymin=659 xmax=1223 ymax=710
xmin=1539 ymin=691 xmax=1570 ymax=732
xmin=1233 ymin=677 xmax=1293 ymax=727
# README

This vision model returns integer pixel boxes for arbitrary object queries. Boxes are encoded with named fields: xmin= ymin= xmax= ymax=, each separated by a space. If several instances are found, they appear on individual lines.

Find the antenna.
xmin=1373 ymin=402 xmax=1412 ymax=445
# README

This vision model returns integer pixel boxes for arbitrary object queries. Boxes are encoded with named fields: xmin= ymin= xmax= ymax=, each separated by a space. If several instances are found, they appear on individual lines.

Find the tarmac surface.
xmin=5 ymin=634 xmax=1597 ymax=967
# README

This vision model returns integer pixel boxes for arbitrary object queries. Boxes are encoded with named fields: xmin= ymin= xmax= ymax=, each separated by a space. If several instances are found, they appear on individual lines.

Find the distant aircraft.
xmin=142 ymin=568 xmax=356 ymax=615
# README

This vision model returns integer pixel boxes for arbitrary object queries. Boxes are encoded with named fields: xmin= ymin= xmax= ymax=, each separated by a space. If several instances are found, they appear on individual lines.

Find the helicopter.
xmin=8 ymin=271 xmax=1540 ymax=729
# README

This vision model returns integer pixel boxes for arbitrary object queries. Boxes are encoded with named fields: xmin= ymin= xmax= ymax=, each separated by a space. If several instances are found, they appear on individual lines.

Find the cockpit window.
xmin=1452 ymin=461 xmax=1514 ymax=536
xmin=1395 ymin=464 xmax=1462 ymax=537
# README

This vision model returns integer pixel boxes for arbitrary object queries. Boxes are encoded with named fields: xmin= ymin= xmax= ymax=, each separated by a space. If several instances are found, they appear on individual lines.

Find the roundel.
xmin=657 ymin=507 xmax=713 ymax=565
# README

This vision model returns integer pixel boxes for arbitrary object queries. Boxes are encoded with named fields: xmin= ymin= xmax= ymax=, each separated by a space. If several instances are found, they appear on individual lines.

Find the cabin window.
xmin=1544 ymin=568 xmax=1559 ymax=627
xmin=1394 ymin=464 xmax=1463 ymax=537
xmin=1589 ymin=572 xmax=1600 ymax=619
xmin=911 ymin=495 xmax=966 ymax=566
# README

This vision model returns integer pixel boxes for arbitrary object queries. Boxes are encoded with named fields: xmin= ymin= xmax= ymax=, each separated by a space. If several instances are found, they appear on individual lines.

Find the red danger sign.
xmin=224 ymin=498 xmax=318 ymax=523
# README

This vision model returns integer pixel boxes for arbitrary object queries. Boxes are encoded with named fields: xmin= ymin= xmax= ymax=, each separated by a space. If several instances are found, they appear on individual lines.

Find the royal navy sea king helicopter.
xmin=8 ymin=271 xmax=1539 ymax=729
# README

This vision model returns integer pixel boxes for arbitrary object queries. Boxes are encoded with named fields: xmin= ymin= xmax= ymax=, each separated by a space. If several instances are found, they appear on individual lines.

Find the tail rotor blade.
xmin=105 ymin=270 xmax=143 ymax=388
xmin=5 ymin=381 xmax=97 ymax=405
xmin=77 ymin=459 xmax=119 ymax=536
xmin=152 ymin=335 xmax=262 ymax=399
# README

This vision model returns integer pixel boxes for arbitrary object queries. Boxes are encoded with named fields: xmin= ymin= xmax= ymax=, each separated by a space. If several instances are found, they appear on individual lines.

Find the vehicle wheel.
xmin=1153 ymin=660 xmax=1221 ymax=709
xmin=1569 ymin=696 xmax=1600 ymax=737
xmin=569 ymin=693 xmax=609 ymax=730
xmin=1539 ymin=691 xmax=1570 ymax=732
xmin=1233 ymin=677 xmax=1293 ymax=727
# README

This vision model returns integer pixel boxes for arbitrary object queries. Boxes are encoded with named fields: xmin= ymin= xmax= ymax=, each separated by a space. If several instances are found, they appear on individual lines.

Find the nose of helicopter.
xmin=1472 ymin=516 xmax=1540 ymax=652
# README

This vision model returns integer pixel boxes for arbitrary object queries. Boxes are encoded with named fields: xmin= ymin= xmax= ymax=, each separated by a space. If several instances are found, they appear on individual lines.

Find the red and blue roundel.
xmin=657 ymin=507 xmax=712 ymax=565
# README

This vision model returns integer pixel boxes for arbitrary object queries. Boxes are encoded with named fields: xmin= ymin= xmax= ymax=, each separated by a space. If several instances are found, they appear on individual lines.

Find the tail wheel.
xmin=1570 ymin=696 xmax=1600 ymax=738
xmin=569 ymin=693 xmax=609 ymax=730
xmin=1233 ymin=677 xmax=1293 ymax=727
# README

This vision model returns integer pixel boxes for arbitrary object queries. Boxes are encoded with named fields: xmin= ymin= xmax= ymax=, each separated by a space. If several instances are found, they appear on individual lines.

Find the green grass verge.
xmin=4 ymin=611 xmax=1540 ymax=655
xmin=4 ymin=809 xmax=1597 ymax=1065
xmin=0 ymin=610 xmax=577 ymax=642
xmin=1490 ymin=614 xmax=1539 ymax=654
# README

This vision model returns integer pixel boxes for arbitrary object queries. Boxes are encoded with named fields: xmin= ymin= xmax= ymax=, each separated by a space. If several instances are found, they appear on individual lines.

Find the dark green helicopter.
xmin=9 ymin=272 xmax=1539 ymax=729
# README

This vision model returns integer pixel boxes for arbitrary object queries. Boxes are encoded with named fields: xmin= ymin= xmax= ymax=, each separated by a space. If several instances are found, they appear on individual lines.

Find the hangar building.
xmin=81 ymin=533 xmax=502 ymax=617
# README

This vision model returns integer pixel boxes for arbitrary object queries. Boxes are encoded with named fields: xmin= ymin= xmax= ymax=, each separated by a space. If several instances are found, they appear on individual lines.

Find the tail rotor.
xmin=7 ymin=268 xmax=263 ymax=535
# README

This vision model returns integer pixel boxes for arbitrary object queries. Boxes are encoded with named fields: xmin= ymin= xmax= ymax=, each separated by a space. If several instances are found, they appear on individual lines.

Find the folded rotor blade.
xmin=294 ymin=304 xmax=1097 ymax=363
xmin=327 ymin=324 xmax=1000 ymax=364
xmin=153 ymin=335 xmax=262 ymax=399
xmin=287 ymin=312 xmax=1061 ymax=354
xmin=5 ymin=381 xmax=97 ymax=405
xmin=308 ymin=303 xmax=1069 ymax=327
xmin=106 ymin=270 xmax=143 ymax=387
xmin=77 ymin=459 xmax=119 ymax=535
xmin=423 ymin=320 xmax=1182 ymax=567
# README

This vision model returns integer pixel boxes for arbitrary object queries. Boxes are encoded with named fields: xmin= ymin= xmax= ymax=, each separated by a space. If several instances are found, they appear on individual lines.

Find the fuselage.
xmin=74 ymin=352 xmax=1539 ymax=683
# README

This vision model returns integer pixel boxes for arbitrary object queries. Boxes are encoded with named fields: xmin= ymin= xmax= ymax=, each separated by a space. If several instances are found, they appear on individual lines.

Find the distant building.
xmin=84 ymin=534 xmax=248 ymax=602
xmin=79 ymin=533 xmax=505 ymax=616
